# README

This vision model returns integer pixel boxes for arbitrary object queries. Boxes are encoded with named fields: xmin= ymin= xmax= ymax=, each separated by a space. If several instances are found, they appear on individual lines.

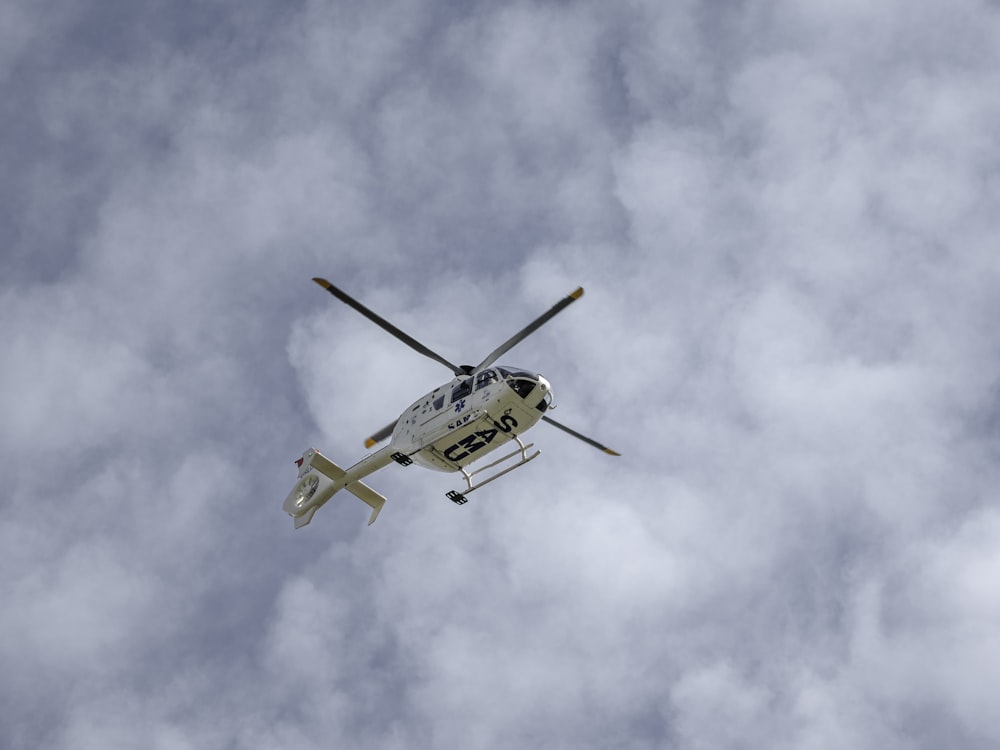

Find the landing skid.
xmin=446 ymin=435 xmax=540 ymax=504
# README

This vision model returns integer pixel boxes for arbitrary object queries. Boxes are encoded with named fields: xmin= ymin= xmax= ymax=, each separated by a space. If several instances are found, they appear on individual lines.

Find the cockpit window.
xmin=475 ymin=369 xmax=499 ymax=391
xmin=536 ymin=390 xmax=553 ymax=412
xmin=451 ymin=378 xmax=473 ymax=403
xmin=499 ymin=367 xmax=538 ymax=400
xmin=497 ymin=367 xmax=534 ymax=380
xmin=508 ymin=378 xmax=535 ymax=399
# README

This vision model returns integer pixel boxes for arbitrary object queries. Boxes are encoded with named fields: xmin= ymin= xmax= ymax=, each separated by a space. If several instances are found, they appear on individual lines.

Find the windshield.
xmin=498 ymin=367 xmax=539 ymax=400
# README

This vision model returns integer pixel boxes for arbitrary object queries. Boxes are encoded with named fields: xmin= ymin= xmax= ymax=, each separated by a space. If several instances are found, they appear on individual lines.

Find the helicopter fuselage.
xmin=391 ymin=366 xmax=552 ymax=471
xmin=282 ymin=366 xmax=553 ymax=528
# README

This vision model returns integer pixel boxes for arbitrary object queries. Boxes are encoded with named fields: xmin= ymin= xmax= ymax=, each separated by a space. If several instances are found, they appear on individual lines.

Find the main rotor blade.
xmin=542 ymin=415 xmax=620 ymax=456
xmin=474 ymin=287 xmax=584 ymax=371
xmin=364 ymin=419 xmax=397 ymax=449
xmin=313 ymin=278 xmax=464 ymax=376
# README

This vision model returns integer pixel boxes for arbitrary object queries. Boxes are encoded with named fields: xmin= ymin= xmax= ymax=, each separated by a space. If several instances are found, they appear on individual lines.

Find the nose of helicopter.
xmin=499 ymin=367 xmax=553 ymax=411
xmin=535 ymin=374 xmax=553 ymax=411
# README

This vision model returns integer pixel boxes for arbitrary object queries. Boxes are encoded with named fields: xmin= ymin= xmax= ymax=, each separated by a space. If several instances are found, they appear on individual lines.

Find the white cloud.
xmin=3 ymin=1 xmax=1000 ymax=748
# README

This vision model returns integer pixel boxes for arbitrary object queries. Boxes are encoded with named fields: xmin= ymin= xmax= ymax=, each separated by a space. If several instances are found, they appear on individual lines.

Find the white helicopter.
xmin=283 ymin=278 xmax=619 ymax=529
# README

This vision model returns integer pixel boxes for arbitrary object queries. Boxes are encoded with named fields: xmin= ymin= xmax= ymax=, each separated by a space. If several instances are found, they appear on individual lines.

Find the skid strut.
xmin=446 ymin=435 xmax=540 ymax=505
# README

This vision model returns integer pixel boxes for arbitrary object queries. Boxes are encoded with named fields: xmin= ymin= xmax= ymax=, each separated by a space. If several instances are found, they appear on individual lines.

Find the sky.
xmin=2 ymin=0 xmax=1000 ymax=747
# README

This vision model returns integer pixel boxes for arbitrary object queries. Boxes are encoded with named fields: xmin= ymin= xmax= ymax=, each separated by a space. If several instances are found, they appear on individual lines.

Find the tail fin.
xmin=345 ymin=481 xmax=385 ymax=525
xmin=293 ymin=505 xmax=320 ymax=529
xmin=283 ymin=448 xmax=386 ymax=528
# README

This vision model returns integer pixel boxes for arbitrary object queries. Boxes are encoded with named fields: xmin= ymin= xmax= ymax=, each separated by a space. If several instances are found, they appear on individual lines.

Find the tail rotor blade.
xmin=313 ymin=278 xmax=465 ymax=376
xmin=474 ymin=287 xmax=584 ymax=371
xmin=541 ymin=415 xmax=620 ymax=456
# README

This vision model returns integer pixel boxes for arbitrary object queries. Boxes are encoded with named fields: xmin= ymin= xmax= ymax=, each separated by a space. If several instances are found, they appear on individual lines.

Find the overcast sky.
xmin=3 ymin=1 xmax=1000 ymax=747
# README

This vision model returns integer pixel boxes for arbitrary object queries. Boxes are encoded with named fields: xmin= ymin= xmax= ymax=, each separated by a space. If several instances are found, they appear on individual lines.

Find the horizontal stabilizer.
xmin=346 ymin=481 xmax=386 ymax=525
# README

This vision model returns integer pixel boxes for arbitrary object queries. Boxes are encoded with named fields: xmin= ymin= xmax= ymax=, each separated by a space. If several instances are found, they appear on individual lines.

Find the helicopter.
xmin=282 ymin=278 xmax=619 ymax=529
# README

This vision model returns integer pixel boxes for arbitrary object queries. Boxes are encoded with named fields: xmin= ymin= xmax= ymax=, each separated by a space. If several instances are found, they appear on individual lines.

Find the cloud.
xmin=3 ymin=1 xmax=1000 ymax=748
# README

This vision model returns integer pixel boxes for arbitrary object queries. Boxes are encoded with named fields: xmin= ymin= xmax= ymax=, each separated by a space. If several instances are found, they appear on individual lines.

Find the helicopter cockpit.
xmin=497 ymin=367 xmax=553 ymax=412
